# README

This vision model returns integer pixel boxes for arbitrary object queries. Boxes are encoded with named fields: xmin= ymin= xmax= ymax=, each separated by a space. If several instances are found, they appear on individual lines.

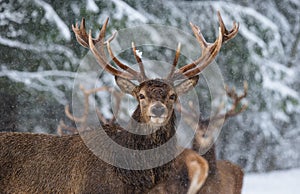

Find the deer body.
xmin=0 ymin=131 xmax=209 ymax=194
xmin=181 ymin=81 xmax=248 ymax=194
xmin=0 ymin=12 xmax=240 ymax=193
xmin=0 ymin=132 xmax=125 ymax=193
xmin=190 ymin=111 xmax=246 ymax=194
xmin=199 ymin=146 xmax=244 ymax=194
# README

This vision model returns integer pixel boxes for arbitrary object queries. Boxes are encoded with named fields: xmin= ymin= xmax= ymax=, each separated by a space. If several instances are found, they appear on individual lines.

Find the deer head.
xmin=116 ymin=77 xmax=197 ymax=126
xmin=72 ymin=11 xmax=239 ymax=129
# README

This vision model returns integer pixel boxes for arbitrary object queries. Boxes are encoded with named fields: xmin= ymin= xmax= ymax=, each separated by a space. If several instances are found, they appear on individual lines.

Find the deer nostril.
xmin=151 ymin=105 xmax=166 ymax=117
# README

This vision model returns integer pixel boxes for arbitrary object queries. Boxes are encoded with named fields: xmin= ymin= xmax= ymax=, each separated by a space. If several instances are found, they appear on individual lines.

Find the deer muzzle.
xmin=149 ymin=102 xmax=168 ymax=124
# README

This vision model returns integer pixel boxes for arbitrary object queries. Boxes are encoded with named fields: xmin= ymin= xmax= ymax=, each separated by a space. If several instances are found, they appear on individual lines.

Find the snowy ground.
xmin=242 ymin=168 xmax=299 ymax=194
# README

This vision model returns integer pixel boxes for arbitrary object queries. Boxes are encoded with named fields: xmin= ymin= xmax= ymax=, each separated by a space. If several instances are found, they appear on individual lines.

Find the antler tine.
xmin=217 ymin=11 xmax=239 ymax=43
xmin=167 ymin=43 xmax=181 ymax=79
xmin=238 ymin=81 xmax=248 ymax=100
xmin=72 ymin=18 xmax=89 ymax=48
xmin=171 ymin=23 xmax=223 ymax=80
xmin=105 ymin=32 xmax=140 ymax=79
xmin=171 ymin=12 xmax=238 ymax=80
xmin=64 ymin=85 xmax=110 ymax=128
xmin=213 ymin=82 xmax=248 ymax=120
xmin=73 ymin=18 xmax=142 ymax=81
xmin=87 ymin=30 xmax=134 ymax=80
xmin=182 ymin=27 xmax=223 ymax=78
xmin=89 ymin=18 xmax=134 ymax=79
xmin=172 ymin=23 xmax=207 ymax=77
xmin=132 ymin=42 xmax=148 ymax=81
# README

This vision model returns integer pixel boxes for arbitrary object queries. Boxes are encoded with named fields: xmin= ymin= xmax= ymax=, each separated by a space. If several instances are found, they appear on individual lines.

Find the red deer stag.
xmin=179 ymin=82 xmax=247 ymax=194
xmin=0 ymin=11 xmax=238 ymax=193
xmin=57 ymin=85 xmax=210 ymax=194
xmin=58 ymin=86 xmax=210 ymax=194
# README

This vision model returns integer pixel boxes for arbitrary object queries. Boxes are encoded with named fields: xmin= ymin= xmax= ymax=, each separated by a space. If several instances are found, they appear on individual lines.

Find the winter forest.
xmin=0 ymin=0 xmax=300 ymax=191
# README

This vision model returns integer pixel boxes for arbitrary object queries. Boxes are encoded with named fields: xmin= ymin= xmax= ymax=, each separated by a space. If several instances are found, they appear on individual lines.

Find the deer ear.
xmin=175 ymin=75 xmax=199 ymax=96
xmin=115 ymin=76 xmax=137 ymax=95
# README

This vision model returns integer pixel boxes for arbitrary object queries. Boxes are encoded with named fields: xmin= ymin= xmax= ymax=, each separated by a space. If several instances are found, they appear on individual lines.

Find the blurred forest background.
xmin=0 ymin=0 xmax=299 ymax=173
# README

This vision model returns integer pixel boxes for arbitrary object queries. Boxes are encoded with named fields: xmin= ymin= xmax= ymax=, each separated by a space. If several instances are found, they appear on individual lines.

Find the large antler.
xmin=179 ymin=82 xmax=248 ymax=126
xmin=72 ymin=18 xmax=148 ymax=82
xmin=60 ymin=85 xmax=123 ymax=135
xmin=170 ymin=11 xmax=239 ymax=80
xmin=64 ymin=85 xmax=108 ymax=127
xmin=177 ymin=82 xmax=247 ymax=149
xmin=212 ymin=81 xmax=248 ymax=121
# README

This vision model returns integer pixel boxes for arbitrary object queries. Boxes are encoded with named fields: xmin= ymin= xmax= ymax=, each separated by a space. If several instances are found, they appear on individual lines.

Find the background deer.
xmin=0 ymin=11 xmax=238 ymax=193
xmin=147 ymin=149 xmax=209 ymax=194
xmin=178 ymin=82 xmax=247 ymax=194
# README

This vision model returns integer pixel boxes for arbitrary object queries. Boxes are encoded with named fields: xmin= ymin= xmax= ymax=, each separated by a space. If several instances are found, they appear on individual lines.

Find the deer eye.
xmin=169 ymin=94 xmax=176 ymax=100
xmin=139 ymin=94 xmax=145 ymax=99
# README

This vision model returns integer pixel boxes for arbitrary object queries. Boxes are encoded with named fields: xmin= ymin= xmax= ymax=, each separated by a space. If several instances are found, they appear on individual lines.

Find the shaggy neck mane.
xmin=112 ymin=105 xmax=178 ymax=190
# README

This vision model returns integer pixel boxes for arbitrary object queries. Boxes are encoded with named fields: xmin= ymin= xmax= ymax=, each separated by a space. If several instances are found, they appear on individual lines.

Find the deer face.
xmin=116 ymin=76 xmax=199 ymax=126
xmin=135 ymin=79 xmax=176 ymax=125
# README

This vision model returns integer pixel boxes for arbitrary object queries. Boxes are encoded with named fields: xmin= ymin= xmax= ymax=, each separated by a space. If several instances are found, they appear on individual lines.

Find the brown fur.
xmin=0 ymin=131 xmax=125 ymax=193
xmin=147 ymin=149 xmax=209 ymax=194
xmin=107 ymin=79 xmax=177 ymax=191
xmin=110 ymin=78 xmax=198 ymax=191
xmin=0 ymin=79 xmax=199 ymax=193
xmin=146 ymin=145 xmax=244 ymax=194
xmin=195 ymin=145 xmax=244 ymax=194
xmin=112 ymin=111 xmax=177 ymax=190
xmin=0 ymin=129 xmax=208 ymax=194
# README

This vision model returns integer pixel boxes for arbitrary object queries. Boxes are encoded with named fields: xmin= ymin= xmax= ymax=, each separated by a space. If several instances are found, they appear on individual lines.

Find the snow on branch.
xmin=111 ymin=0 xmax=148 ymax=22
xmin=0 ymin=3 xmax=25 ymax=24
xmin=263 ymin=77 xmax=298 ymax=99
xmin=86 ymin=0 xmax=99 ymax=13
xmin=34 ymin=0 xmax=71 ymax=41
xmin=0 ymin=36 xmax=78 ymax=64
xmin=0 ymin=66 xmax=78 ymax=105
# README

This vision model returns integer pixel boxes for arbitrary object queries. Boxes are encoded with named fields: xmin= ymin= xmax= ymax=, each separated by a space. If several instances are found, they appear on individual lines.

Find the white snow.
xmin=136 ymin=49 xmax=143 ymax=59
xmin=34 ymin=0 xmax=71 ymax=41
xmin=0 ymin=36 xmax=77 ymax=64
xmin=111 ymin=0 xmax=148 ymax=23
xmin=263 ymin=76 xmax=299 ymax=99
xmin=0 ymin=66 xmax=78 ymax=105
xmin=243 ymin=168 xmax=300 ymax=194
xmin=86 ymin=0 xmax=99 ymax=13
